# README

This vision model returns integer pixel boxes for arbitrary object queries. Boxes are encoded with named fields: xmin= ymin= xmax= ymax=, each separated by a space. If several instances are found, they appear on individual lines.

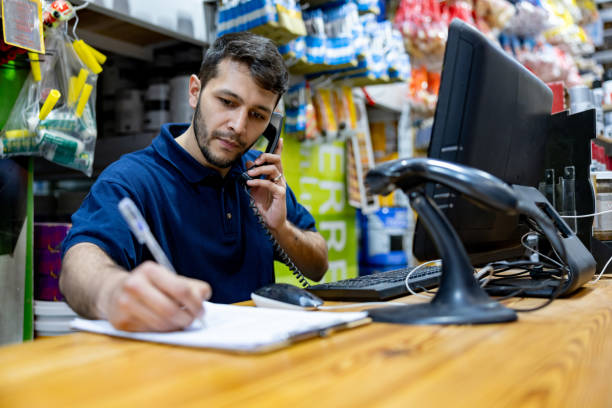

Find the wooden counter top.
xmin=2 ymin=278 xmax=612 ymax=407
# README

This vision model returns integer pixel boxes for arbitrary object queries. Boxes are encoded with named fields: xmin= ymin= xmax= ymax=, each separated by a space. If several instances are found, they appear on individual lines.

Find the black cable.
xmin=509 ymin=267 xmax=568 ymax=312
xmin=491 ymin=288 xmax=525 ymax=301
xmin=488 ymin=259 xmax=560 ymax=270
xmin=245 ymin=188 xmax=310 ymax=288
xmin=479 ymin=254 xmax=570 ymax=312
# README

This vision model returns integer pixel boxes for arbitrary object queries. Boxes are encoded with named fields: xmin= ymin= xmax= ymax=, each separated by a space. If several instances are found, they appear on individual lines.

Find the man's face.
xmin=191 ymin=59 xmax=279 ymax=170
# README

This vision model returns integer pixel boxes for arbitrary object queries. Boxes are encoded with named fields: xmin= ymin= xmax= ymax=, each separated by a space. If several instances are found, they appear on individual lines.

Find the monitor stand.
xmin=367 ymin=189 xmax=517 ymax=325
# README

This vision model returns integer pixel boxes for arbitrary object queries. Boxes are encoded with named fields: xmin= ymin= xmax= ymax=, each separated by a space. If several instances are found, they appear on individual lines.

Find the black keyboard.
xmin=307 ymin=265 xmax=442 ymax=301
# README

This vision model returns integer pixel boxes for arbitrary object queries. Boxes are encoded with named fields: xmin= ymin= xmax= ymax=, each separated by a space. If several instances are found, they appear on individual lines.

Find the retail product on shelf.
xmin=279 ymin=4 xmax=410 ymax=86
xmin=282 ymin=4 xmax=359 ymax=74
xmin=394 ymin=0 xmax=447 ymax=64
xmin=216 ymin=0 xmax=306 ymax=44
xmin=115 ymin=89 xmax=144 ymax=134
xmin=34 ymin=222 xmax=71 ymax=301
xmin=500 ymin=34 xmax=583 ymax=87
xmin=143 ymin=83 xmax=170 ymax=132
xmin=474 ymin=0 xmax=515 ymax=32
xmin=357 ymin=207 xmax=413 ymax=270
xmin=284 ymin=79 xmax=308 ymax=137
xmin=408 ymin=66 xmax=440 ymax=115
xmin=505 ymin=0 xmax=553 ymax=37
xmin=394 ymin=0 xmax=595 ymax=95
xmin=34 ymin=300 xmax=77 ymax=337
xmin=540 ymin=0 xmax=595 ymax=55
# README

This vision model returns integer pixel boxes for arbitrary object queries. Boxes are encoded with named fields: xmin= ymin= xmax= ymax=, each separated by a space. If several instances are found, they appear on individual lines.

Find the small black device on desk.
xmin=251 ymin=283 xmax=323 ymax=310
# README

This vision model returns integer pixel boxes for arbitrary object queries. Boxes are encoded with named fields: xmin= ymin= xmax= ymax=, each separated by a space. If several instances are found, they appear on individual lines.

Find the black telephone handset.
xmin=239 ymin=112 xmax=283 ymax=184
xmin=238 ymin=113 xmax=311 ymax=288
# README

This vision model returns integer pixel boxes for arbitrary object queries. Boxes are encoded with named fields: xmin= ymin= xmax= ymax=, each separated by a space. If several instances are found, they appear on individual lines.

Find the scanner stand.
xmin=367 ymin=189 xmax=518 ymax=325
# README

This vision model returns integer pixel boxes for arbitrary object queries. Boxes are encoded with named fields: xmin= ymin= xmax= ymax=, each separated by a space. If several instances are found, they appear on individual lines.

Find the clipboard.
xmin=71 ymin=301 xmax=371 ymax=353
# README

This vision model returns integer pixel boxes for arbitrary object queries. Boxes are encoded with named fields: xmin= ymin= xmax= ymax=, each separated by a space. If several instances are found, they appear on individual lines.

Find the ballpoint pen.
xmin=118 ymin=197 xmax=206 ymax=328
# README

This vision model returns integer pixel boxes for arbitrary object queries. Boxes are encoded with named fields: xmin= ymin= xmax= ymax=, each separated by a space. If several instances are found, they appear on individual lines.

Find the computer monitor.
xmin=413 ymin=19 xmax=553 ymax=265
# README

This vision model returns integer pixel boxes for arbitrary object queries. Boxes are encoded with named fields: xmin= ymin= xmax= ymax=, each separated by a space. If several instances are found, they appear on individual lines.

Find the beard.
xmin=192 ymin=97 xmax=245 ymax=169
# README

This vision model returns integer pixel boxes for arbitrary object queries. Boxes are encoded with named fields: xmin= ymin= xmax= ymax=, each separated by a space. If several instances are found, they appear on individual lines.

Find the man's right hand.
xmin=100 ymin=261 xmax=212 ymax=332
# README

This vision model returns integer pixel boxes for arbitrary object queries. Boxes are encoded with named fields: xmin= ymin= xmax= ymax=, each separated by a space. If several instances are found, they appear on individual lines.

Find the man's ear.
xmin=188 ymin=75 xmax=201 ymax=109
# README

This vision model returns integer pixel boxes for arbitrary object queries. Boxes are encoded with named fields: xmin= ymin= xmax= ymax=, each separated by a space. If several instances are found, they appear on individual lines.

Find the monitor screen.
xmin=413 ymin=19 xmax=553 ymax=265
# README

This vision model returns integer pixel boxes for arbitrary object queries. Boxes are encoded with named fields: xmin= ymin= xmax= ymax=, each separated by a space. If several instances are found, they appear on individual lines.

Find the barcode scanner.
xmin=364 ymin=157 xmax=587 ymax=325
xmin=365 ymin=158 xmax=520 ymax=325
xmin=365 ymin=158 xmax=519 ymax=213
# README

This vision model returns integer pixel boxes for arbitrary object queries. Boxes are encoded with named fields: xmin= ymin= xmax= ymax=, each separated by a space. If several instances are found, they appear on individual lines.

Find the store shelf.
xmin=72 ymin=0 xmax=212 ymax=60
xmin=34 ymin=132 xmax=156 ymax=180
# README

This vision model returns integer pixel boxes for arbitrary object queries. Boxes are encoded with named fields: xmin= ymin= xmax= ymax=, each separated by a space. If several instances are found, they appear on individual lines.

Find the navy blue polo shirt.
xmin=62 ymin=123 xmax=317 ymax=303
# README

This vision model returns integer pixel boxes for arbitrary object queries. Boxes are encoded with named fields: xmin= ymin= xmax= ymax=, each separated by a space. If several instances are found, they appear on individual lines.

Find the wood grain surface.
xmin=2 ymin=278 xmax=612 ymax=408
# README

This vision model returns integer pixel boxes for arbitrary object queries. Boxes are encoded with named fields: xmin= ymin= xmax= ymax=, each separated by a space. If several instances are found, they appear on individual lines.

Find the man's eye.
xmin=219 ymin=98 xmax=233 ymax=106
xmin=251 ymin=112 xmax=265 ymax=120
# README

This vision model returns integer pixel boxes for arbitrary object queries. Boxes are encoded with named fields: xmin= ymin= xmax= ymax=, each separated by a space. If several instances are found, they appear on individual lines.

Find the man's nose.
xmin=228 ymin=109 xmax=248 ymax=136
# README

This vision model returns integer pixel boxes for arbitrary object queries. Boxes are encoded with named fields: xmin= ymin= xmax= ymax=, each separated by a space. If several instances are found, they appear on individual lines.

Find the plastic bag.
xmin=1 ymin=27 xmax=100 ymax=176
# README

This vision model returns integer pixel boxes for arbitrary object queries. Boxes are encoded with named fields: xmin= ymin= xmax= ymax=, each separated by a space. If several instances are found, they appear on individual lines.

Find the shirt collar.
xmin=152 ymin=123 xmax=247 ymax=184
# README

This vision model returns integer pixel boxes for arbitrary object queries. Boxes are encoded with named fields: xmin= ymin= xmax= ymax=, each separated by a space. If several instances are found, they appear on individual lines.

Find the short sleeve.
xmin=285 ymin=184 xmax=316 ymax=232
xmin=61 ymin=179 xmax=142 ymax=270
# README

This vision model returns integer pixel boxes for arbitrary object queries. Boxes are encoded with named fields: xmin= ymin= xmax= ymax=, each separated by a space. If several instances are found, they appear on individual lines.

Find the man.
xmin=60 ymin=32 xmax=329 ymax=332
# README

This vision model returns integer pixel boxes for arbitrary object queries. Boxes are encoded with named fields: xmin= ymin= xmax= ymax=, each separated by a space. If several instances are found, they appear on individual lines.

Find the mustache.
xmin=211 ymin=130 xmax=245 ymax=149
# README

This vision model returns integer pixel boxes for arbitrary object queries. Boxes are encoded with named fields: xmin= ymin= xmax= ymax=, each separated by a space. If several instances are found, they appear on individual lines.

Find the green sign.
xmin=275 ymin=137 xmax=357 ymax=284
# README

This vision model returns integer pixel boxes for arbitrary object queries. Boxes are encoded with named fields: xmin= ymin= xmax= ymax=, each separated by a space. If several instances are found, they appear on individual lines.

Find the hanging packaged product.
xmin=504 ymin=0 xmax=553 ymax=38
xmin=0 ymin=16 xmax=104 ymax=176
xmin=474 ymin=0 xmax=516 ymax=32
xmin=291 ymin=8 xmax=410 ymax=87
xmin=283 ymin=3 xmax=363 ymax=75
xmin=322 ymin=2 xmax=358 ymax=69
xmin=282 ymin=9 xmax=326 ymax=74
xmin=338 ymin=15 xmax=389 ymax=86
xmin=1 ymin=0 xmax=45 ymax=54
xmin=217 ymin=0 xmax=306 ymax=45
xmin=540 ymin=0 xmax=593 ymax=55
xmin=283 ymin=79 xmax=307 ymax=138
xmin=312 ymin=87 xmax=338 ymax=136
xmin=394 ymin=0 xmax=447 ymax=65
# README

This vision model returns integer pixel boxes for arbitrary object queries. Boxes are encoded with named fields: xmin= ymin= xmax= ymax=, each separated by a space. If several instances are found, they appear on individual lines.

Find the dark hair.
xmin=198 ymin=32 xmax=288 ymax=97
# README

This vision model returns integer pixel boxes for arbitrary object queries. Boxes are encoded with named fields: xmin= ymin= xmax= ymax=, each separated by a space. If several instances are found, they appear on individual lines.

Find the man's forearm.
xmin=59 ymin=243 xmax=128 ymax=319
xmin=271 ymin=221 xmax=328 ymax=282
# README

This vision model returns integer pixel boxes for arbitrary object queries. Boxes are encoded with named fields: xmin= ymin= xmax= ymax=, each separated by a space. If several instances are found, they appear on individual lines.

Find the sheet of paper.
xmin=71 ymin=302 xmax=370 ymax=353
